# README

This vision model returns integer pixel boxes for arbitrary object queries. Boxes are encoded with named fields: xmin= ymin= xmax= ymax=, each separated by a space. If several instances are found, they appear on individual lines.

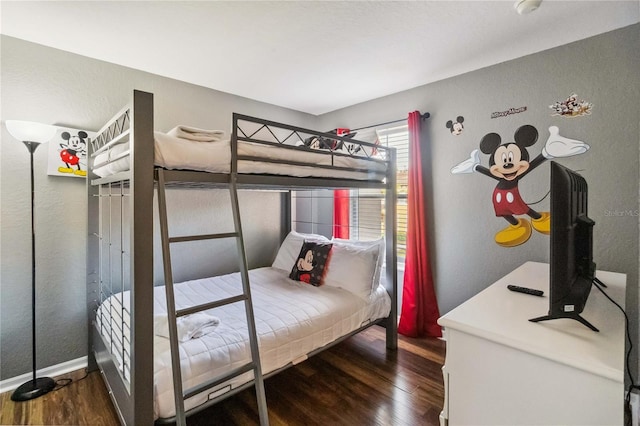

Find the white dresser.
xmin=438 ymin=261 xmax=626 ymax=426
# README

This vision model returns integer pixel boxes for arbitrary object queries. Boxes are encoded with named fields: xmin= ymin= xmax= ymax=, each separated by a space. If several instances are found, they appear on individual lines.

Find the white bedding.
xmin=92 ymin=132 xmax=387 ymax=181
xmin=95 ymin=266 xmax=391 ymax=419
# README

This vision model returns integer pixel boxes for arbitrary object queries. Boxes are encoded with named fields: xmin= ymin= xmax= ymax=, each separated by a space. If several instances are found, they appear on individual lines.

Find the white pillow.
xmin=332 ymin=237 xmax=385 ymax=290
xmin=323 ymin=243 xmax=379 ymax=299
xmin=272 ymin=230 xmax=329 ymax=271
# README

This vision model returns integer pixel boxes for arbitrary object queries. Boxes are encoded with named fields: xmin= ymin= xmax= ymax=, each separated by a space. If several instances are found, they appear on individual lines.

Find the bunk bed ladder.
xmin=156 ymin=169 xmax=269 ymax=426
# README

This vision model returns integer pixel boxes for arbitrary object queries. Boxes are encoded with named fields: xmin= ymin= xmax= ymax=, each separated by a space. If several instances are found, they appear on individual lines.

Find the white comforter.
xmin=92 ymin=132 xmax=387 ymax=181
xmin=95 ymin=267 xmax=391 ymax=419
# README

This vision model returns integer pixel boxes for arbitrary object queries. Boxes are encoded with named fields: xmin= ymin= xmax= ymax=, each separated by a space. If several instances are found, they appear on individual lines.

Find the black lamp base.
xmin=11 ymin=377 xmax=56 ymax=401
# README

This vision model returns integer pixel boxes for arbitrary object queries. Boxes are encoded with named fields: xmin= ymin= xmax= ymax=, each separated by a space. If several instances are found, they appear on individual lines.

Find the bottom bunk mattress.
xmin=94 ymin=266 xmax=391 ymax=419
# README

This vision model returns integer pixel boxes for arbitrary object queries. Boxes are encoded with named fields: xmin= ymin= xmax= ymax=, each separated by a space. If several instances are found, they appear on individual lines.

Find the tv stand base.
xmin=529 ymin=277 xmax=611 ymax=332
xmin=529 ymin=312 xmax=599 ymax=332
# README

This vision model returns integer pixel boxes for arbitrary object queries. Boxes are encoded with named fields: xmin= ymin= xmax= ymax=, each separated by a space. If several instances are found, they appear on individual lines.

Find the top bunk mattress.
xmin=92 ymin=132 xmax=388 ymax=181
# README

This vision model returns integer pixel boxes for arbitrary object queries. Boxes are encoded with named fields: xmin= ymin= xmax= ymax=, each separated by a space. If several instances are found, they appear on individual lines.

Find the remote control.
xmin=507 ymin=285 xmax=544 ymax=297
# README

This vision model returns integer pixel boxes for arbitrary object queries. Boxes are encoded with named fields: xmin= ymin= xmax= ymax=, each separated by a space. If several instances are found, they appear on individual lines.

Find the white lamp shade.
xmin=5 ymin=120 xmax=58 ymax=143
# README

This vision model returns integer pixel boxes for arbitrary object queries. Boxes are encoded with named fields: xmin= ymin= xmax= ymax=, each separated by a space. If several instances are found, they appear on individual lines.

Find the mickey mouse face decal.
xmin=490 ymin=144 xmax=530 ymax=181
xmin=446 ymin=116 xmax=465 ymax=135
xmin=480 ymin=124 xmax=538 ymax=182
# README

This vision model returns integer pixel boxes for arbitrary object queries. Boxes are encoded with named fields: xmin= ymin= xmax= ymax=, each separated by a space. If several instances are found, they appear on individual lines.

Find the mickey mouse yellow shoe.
xmin=531 ymin=212 xmax=551 ymax=234
xmin=74 ymin=170 xmax=87 ymax=177
xmin=58 ymin=166 xmax=73 ymax=174
xmin=494 ymin=219 xmax=532 ymax=247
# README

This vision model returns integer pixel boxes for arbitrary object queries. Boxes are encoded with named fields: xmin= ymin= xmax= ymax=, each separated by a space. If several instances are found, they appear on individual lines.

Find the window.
xmin=349 ymin=125 xmax=409 ymax=261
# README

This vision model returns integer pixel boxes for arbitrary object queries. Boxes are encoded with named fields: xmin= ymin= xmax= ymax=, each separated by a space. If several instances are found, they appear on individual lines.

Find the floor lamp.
xmin=5 ymin=120 xmax=58 ymax=401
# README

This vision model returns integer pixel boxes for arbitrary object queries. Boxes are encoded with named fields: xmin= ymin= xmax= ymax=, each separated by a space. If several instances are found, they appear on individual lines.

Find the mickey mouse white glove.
xmin=542 ymin=126 xmax=590 ymax=159
xmin=451 ymin=149 xmax=480 ymax=174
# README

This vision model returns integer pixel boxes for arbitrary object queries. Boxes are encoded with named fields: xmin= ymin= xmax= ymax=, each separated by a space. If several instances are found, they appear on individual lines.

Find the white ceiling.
xmin=1 ymin=1 xmax=638 ymax=115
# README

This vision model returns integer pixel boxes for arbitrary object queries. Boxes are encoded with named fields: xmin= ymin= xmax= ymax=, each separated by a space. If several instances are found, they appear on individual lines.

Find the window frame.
xmin=349 ymin=124 xmax=409 ymax=266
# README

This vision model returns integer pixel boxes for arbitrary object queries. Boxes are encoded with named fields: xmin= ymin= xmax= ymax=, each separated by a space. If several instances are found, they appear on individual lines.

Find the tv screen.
xmin=530 ymin=161 xmax=599 ymax=331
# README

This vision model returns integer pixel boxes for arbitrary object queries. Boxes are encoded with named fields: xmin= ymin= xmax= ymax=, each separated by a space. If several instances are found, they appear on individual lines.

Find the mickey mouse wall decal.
xmin=446 ymin=116 xmax=465 ymax=135
xmin=58 ymin=131 xmax=88 ymax=176
xmin=451 ymin=125 xmax=589 ymax=247
xmin=46 ymin=126 xmax=96 ymax=178
xmin=549 ymin=93 xmax=593 ymax=117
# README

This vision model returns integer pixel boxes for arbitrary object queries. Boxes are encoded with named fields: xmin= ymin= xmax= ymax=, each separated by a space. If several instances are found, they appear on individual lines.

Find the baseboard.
xmin=0 ymin=356 xmax=88 ymax=394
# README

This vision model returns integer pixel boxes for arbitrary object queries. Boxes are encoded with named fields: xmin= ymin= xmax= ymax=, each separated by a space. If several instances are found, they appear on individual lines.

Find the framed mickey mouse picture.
xmin=46 ymin=126 xmax=96 ymax=178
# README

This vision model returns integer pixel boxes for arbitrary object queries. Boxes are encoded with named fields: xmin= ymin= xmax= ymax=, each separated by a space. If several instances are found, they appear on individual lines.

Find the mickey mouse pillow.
xmin=289 ymin=241 xmax=333 ymax=286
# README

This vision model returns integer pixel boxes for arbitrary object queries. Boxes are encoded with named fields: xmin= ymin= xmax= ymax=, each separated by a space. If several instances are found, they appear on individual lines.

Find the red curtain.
xmin=333 ymin=189 xmax=350 ymax=238
xmin=398 ymin=111 xmax=442 ymax=337
xmin=333 ymin=128 xmax=351 ymax=239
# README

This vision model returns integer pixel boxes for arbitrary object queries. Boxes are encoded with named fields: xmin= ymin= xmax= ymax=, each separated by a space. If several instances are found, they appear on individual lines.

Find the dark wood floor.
xmin=0 ymin=368 xmax=119 ymax=426
xmin=1 ymin=326 xmax=446 ymax=425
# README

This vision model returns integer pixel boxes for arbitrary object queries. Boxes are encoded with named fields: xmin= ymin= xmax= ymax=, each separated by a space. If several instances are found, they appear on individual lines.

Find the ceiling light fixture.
xmin=514 ymin=0 xmax=542 ymax=15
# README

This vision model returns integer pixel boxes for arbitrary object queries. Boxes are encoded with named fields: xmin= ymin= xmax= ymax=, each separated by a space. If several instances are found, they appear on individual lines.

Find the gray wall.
xmin=0 ymin=36 xmax=316 ymax=379
xmin=319 ymin=24 xmax=640 ymax=381
xmin=2 ymin=24 xmax=639 ymax=385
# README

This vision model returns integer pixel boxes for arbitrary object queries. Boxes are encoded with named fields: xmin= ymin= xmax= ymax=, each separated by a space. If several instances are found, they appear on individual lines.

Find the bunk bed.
xmin=87 ymin=90 xmax=398 ymax=426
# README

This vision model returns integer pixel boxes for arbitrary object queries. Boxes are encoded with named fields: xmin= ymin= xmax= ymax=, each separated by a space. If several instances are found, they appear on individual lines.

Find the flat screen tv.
xmin=530 ymin=161 xmax=602 ymax=331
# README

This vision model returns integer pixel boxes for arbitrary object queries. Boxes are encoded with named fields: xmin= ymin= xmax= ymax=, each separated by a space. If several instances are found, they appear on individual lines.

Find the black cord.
xmin=592 ymin=280 xmax=638 ymax=425
xmin=526 ymin=190 xmax=550 ymax=206
xmin=53 ymin=368 xmax=90 ymax=391
xmin=527 ymin=169 xmax=586 ymax=206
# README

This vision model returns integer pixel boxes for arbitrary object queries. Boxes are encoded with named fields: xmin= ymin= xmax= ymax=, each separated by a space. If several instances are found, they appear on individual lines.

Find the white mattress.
xmin=95 ymin=266 xmax=391 ymax=419
xmin=92 ymin=132 xmax=387 ymax=181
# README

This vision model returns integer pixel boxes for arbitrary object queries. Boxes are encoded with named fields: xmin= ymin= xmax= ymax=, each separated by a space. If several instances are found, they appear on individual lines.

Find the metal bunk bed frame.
xmin=87 ymin=90 xmax=398 ymax=425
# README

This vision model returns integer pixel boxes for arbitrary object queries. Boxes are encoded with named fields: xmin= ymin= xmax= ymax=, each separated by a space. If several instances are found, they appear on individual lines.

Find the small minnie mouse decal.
xmin=451 ymin=125 xmax=589 ymax=247
xmin=446 ymin=116 xmax=465 ymax=135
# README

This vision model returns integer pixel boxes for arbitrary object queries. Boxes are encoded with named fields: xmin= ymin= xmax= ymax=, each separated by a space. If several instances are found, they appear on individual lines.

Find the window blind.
xmin=350 ymin=125 xmax=409 ymax=260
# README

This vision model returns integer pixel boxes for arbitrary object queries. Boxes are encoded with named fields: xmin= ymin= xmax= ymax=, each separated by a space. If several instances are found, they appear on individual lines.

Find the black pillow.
xmin=303 ymin=130 xmax=358 ymax=151
xmin=289 ymin=241 xmax=333 ymax=286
